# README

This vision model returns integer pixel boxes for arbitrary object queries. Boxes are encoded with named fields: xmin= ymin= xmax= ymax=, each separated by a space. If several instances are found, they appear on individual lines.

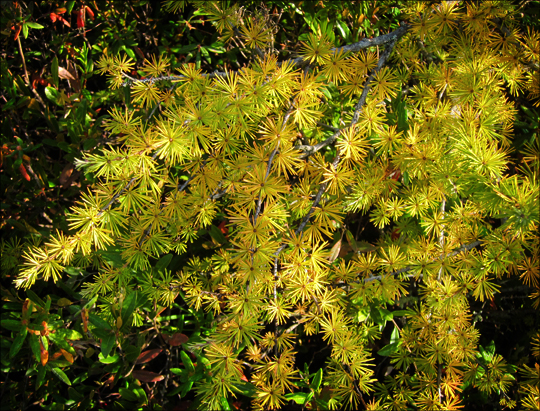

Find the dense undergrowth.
xmin=1 ymin=1 xmax=539 ymax=410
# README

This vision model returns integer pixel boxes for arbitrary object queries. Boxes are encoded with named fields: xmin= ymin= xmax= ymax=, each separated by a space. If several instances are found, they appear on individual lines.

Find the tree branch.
xmin=362 ymin=240 xmax=483 ymax=283
xmin=297 ymin=36 xmax=401 ymax=159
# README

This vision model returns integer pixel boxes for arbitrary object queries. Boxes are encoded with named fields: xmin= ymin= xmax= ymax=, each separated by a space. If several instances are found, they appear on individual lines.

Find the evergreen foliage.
xmin=2 ymin=1 xmax=539 ymax=410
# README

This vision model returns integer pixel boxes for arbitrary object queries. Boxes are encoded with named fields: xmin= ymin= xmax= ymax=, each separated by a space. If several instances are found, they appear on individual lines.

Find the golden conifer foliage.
xmin=15 ymin=1 xmax=539 ymax=410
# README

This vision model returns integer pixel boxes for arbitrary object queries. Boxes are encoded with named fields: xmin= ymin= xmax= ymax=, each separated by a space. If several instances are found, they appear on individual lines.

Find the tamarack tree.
xmin=12 ymin=1 xmax=540 ymax=410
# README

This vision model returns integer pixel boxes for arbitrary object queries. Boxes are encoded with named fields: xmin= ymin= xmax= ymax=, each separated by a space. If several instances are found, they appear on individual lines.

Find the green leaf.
xmin=180 ymin=381 xmax=194 ymax=398
xmin=49 ymin=332 xmax=76 ymax=355
xmin=479 ymin=341 xmax=495 ymax=363
xmin=357 ymin=309 xmax=369 ymax=322
xmin=44 ymin=295 xmax=52 ymax=313
xmin=75 ymin=99 xmax=88 ymax=124
xmin=335 ymin=20 xmax=351 ymax=41
xmin=391 ymin=310 xmax=411 ymax=317
xmin=284 ymin=392 xmax=310 ymax=404
xmin=176 ymin=44 xmax=198 ymax=54
xmin=68 ymin=387 xmax=84 ymax=402
xmin=180 ymin=350 xmax=195 ymax=374
xmin=133 ymin=387 xmax=148 ymax=404
xmin=380 ymin=308 xmax=393 ymax=322
xmin=167 ymin=385 xmax=184 ymax=396
xmin=55 ymin=329 xmax=82 ymax=340
xmin=89 ymin=313 xmax=112 ymax=331
xmin=26 ymin=289 xmax=45 ymax=307
xmin=356 ymin=241 xmax=378 ymax=253
xmin=1 ymin=319 xmax=23 ymax=332
xmin=83 ymin=295 xmax=99 ymax=311
xmin=397 ymin=100 xmax=408 ymax=131
xmin=209 ymin=225 xmax=227 ymax=245
xmin=310 ymin=368 xmax=323 ymax=391
xmin=119 ymin=387 xmax=140 ymax=402
xmin=220 ymin=396 xmax=231 ymax=411
xmin=44 ymin=86 xmax=59 ymax=104
xmin=98 ymin=352 xmax=120 ymax=364
xmin=232 ymin=380 xmax=257 ymax=397
xmin=97 ymin=249 xmax=124 ymax=268
xmin=378 ymin=341 xmax=401 ymax=357
xmin=36 ymin=364 xmax=47 ymax=388
xmin=390 ymin=325 xmax=400 ymax=345
xmin=120 ymin=291 xmax=138 ymax=329
xmin=155 ymin=254 xmax=173 ymax=271
xmin=25 ymin=22 xmax=44 ymax=29
xmin=345 ymin=230 xmax=359 ymax=252
xmin=9 ymin=326 xmax=27 ymax=358
xmin=91 ymin=327 xmax=112 ymax=340
xmin=124 ymin=344 xmax=141 ymax=363
xmin=51 ymin=367 xmax=71 ymax=385
xmin=100 ymin=333 xmax=116 ymax=359
xmin=28 ymin=333 xmax=41 ymax=361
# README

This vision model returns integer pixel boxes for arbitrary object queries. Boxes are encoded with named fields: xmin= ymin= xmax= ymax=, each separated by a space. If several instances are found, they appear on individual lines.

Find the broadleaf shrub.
xmin=2 ymin=1 xmax=540 ymax=410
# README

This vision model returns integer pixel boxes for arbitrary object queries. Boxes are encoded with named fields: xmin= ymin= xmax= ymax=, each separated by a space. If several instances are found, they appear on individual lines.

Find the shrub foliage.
xmin=2 ymin=1 xmax=540 ymax=410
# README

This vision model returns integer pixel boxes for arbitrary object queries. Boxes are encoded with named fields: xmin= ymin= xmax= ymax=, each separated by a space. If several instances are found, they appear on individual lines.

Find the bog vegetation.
xmin=1 ymin=1 xmax=539 ymax=410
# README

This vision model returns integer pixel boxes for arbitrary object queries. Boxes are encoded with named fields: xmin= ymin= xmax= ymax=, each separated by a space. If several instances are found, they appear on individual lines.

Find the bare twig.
xmin=297 ymin=36 xmax=401 ymax=159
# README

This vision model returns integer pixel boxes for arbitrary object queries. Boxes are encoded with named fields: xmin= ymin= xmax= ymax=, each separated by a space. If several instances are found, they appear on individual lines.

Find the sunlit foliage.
xmin=14 ymin=1 xmax=539 ymax=410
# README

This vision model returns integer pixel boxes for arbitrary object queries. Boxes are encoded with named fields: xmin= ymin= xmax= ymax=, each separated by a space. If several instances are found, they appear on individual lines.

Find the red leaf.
xmin=135 ymin=349 xmax=163 ymax=364
xmin=60 ymin=17 xmax=71 ymax=28
xmin=50 ymin=13 xmax=58 ymax=23
xmin=13 ymin=25 xmax=22 ymax=41
xmin=132 ymin=370 xmax=164 ymax=383
xmin=163 ymin=333 xmax=189 ymax=346
xmin=85 ymin=6 xmax=95 ymax=20
xmin=77 ymin=8 xmax=85 ymax=29
xmin=218 ymin=220 xmax=229 ymax=237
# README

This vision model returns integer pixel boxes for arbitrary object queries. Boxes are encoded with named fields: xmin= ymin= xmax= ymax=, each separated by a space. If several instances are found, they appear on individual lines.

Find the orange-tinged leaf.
xmin=40 ymin=339 xmax=48 ymax=366
xmin=136 ymin=349 xmax=163 ymax=364
xmin=81 ymin=309 xmax=89 ymax=333
xmin=132 ymin=370 xmax=164 ymax=383
xmin=41 ymin=321 xmax=48 ymax=336
xmin=61 ymin=349 xmax=74 ymax=363
xmin=22 ymin=299 xmax=30 ymax=317
xmin=51 ymin=351 xmax=63 ymax=360
xmin=19 ymin=164 xmax=31 ymax=181
xmin=60 ymin=17 xmax=71 ymax=28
